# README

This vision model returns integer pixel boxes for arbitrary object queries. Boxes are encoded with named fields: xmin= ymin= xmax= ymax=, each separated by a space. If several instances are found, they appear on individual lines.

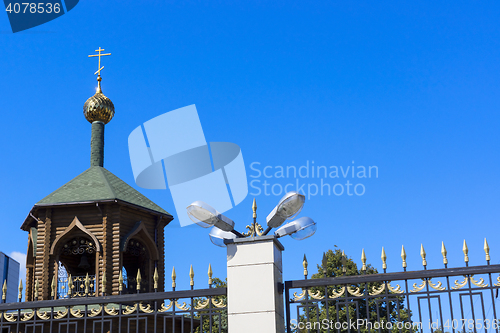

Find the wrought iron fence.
xmin=0 ymin=264 xmax=227 ymax=333
xmin=58 ymin=275 xmax=97 ymax=299
xmin=285 ymin=242 xmax=500 ymax=333
xmin=0 ymin=288 xmax=227 ymax=333
xmin=0 ymin=286 xmax=227 ymax=333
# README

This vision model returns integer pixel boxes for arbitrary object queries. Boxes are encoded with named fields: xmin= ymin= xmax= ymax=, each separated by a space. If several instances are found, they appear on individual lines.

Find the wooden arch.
xmin=26 ymin=227 xmax=37 ymax=266
xmin=50 ymin=216 xmax=101 ymax=255
xmin=120 ymin=221 xmax=159 ymax=261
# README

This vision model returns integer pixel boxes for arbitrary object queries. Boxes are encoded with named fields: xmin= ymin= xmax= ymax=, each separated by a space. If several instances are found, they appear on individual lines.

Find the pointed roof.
xmin=37 ymin=166 xmax=169 ymax=214
xmin=21 ymin=166 xmax=171 ymax=230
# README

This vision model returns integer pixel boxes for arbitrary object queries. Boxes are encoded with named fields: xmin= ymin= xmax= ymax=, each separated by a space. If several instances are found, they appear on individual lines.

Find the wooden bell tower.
xmin=20 ymin=48 xmax=173 ymax=301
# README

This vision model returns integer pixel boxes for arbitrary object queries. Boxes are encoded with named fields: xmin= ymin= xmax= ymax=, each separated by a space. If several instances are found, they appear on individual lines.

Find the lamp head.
xmin=275 ymin=217 xmax=317 ymax=240
xmin=209 ymin=226 xmax=237 ymax=247
xmin=186 ymin=201 xmax=235 ymax=231
xmin=277 ymin=191 xmax=305 ymax=219
xmin=186 ymin=201 xmax=217 ymax=228
xmin=266 ymin=192 xmax=305 ymax=229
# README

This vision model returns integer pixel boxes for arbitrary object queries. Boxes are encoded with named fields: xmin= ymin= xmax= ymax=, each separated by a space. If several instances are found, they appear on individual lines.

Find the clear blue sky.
xmin=1 ymin=1 xmax=499 ymax=290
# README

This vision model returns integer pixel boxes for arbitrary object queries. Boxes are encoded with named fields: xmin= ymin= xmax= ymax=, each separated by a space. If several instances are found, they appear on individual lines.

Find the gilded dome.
xmin=83 ymin=79 xmax=114 ymax=124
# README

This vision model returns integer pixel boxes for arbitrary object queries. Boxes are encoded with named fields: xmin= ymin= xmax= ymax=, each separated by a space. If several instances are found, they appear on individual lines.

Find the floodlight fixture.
xmin=186 ymin=201 xmax=217 ymax=228
xmin=187 ymin=201 xmax=234 ymax=231
xmin=277 ymin=191 xmax=306 ymax=219
xmin=187 ymin=201 xmax=244 ymax=237
xmin=274 ymin=217 xmax=317 ymax=240
xmin=263 ymin=191 xmax=305 ymax=235
xmin=188 ymin=195 xmax=314 ymax=245
xmin=209 ymin=226 xmax=237 ymax=247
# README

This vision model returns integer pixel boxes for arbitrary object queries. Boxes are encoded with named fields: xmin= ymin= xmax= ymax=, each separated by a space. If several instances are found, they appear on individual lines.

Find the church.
xmin=19 ymin=48 xmax=172 ymax=301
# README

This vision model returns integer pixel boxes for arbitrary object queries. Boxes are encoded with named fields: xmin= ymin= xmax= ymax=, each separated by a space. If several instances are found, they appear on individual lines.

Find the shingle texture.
xmin=36 ymin=166 xmax=169 ymax=215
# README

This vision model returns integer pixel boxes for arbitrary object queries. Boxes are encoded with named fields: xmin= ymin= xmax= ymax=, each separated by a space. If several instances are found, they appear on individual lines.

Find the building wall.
xmin=0 ymin=252 xmax=20 ymax=303
xmin=27 ymin=203 xmax=167 ymax=300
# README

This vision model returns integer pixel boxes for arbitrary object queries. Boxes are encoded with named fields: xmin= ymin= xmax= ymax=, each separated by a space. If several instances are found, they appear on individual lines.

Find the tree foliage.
xmin=294 ymin=247 xmax=412 ymax=333
xmin=194 ymin=277 xmax=227 ymax=333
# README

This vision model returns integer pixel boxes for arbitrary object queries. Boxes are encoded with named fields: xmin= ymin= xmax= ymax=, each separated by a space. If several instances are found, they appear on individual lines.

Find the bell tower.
xmin=21 ymin=48 xmax=173 ymax=301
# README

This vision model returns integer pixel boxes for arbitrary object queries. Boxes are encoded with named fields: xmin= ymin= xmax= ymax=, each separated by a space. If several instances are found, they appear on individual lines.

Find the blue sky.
xmin=1 ymin=1 xmax=499 ymax=291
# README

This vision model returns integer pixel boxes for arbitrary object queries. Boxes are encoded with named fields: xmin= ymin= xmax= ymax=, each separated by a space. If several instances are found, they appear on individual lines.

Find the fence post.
xmin=226 ymin=235 xmax=285 ymax=333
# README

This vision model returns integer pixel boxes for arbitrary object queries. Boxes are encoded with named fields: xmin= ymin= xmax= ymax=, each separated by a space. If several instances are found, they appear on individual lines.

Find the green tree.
xmin=195 ymin=277 xmax=227 ymax=333
xmin=294 ymin=248 xmax=412 ymax=333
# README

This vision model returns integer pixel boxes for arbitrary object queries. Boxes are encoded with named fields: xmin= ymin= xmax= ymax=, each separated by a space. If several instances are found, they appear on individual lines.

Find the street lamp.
xmin=187 ymin=191 xmax=316 ymax=246
xmin=186 ymin=201 xmax=244 ymax=237
xmin=263 ymin=191 xmax=305 ymax=235
xmin=209 ymin=226 xmax=237 ymax=247
xmin=274 ymin=216 xmax=317 ymax=240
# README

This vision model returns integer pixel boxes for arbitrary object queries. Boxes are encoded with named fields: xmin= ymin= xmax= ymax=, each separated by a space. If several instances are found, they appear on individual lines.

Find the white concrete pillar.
xmin=226 ymin=235 xmax=285 ymax=333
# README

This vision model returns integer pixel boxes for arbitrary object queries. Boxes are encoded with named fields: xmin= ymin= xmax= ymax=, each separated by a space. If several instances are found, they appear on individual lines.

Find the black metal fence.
xmin=285 ymin=260 xmax=500 ymax=333
xmin=58 ymin=275 xmax=97 ymax=299
xmin=4 ymin=242 xmax=499 ymax=333
xmin=0 ymin=287 xmax=227 ymax=333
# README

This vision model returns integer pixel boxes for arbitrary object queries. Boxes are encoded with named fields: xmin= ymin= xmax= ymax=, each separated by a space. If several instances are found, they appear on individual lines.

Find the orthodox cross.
xmin=88 ymin=47 xmax=111 ymax=77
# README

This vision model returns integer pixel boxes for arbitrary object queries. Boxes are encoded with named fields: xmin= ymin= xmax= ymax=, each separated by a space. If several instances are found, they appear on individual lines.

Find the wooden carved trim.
xmin=30 ymin=227 xmax=38 ymax=257
xmin=120 ymin=221 xmax=159 ymax=261
xmin=50 ymin=216 xmax=101 ymax=255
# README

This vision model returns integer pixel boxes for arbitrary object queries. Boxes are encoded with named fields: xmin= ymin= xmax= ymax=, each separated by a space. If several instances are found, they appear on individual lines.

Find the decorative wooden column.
xmin=157 ymin=216 xmax=166 ymax=292
xmin=25 ymin=228 xmax=35 ymax=301
xmin=41 ymin=209 xmax=52 ymax=300
xmin=111 ymin=206 xmax=121 ymax=295
xmin=101 ymin=205 xmax=111 ymax=295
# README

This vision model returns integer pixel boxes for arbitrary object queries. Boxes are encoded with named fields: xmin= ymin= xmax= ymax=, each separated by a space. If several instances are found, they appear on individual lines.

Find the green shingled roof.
xmin=36 ymin=166 xmax=169 ymax=216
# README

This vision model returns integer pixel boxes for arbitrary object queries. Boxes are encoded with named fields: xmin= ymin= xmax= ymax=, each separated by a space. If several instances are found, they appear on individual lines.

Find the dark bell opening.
xmin=78 ymin=253 xmax=91 ymax=270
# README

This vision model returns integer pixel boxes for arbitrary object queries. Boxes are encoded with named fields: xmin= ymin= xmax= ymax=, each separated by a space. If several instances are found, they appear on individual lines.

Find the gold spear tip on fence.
xmin=420 ymin=244 xmax=427 ymax=267
xmin=34 ymin=278 xmax=39 ymax=298
xmin=2 ymin=280 xmax=7 ymax=300
xmin=361 ymin=249 xmax=366 ymax=271
xmin=484 ymin=238 xmax=491 ymax=261
xmin=68 ymin=275 xmax=73 ymax=295
xmin=136 ymin=270 xmax=142 ymax=290
xmin=341 ymin=250 xmax=347 ymax=273
xmin=153 ymin=267 xmax=159 ymax=289
xmin=51 ymin=275 xmax=56 ymax=297
xmin=118 ymin=271 xmax=123 ymax=292
xmin=18 ymin=279 xmax=23 ymax=300
xmin=381 ymin=247 xmax=387 ymax=270
xmin=401 ymin=245 xmax=407 ymax=268
xmin=190 ymin=265 xmax=195 ymax=286
xmin=303 ymin=254 xmax=309 ymax=276
xmin=101 ymin=271 xmax=106 ymax=294
xmin=172 ymin=266 xmax=177 ymax=288
xmin=381 ymin=247 xmax=386 ymax=260
xmin=441 ymin=241 xmax=448 ymax=265
xmin=208 ymin=263 xmax=213 ymax=285
xmin=84 ymin=273 xmax=90 ymax=294
xmin=463 ymin=239 xmax=469 ymax=263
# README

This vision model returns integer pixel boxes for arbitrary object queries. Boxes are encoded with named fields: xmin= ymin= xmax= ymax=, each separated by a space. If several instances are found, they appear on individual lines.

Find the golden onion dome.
xmin=83 ymin=77 xmax=115 ymax=124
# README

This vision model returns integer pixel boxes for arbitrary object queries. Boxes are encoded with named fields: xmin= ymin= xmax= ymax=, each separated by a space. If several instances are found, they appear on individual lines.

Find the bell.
xmin=78 ymin=254 xmax=91 ymax=270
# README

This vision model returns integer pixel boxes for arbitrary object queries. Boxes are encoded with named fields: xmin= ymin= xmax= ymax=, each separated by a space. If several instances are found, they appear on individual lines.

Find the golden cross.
xmin=88 ymin=47 xmax=111 ymax=76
